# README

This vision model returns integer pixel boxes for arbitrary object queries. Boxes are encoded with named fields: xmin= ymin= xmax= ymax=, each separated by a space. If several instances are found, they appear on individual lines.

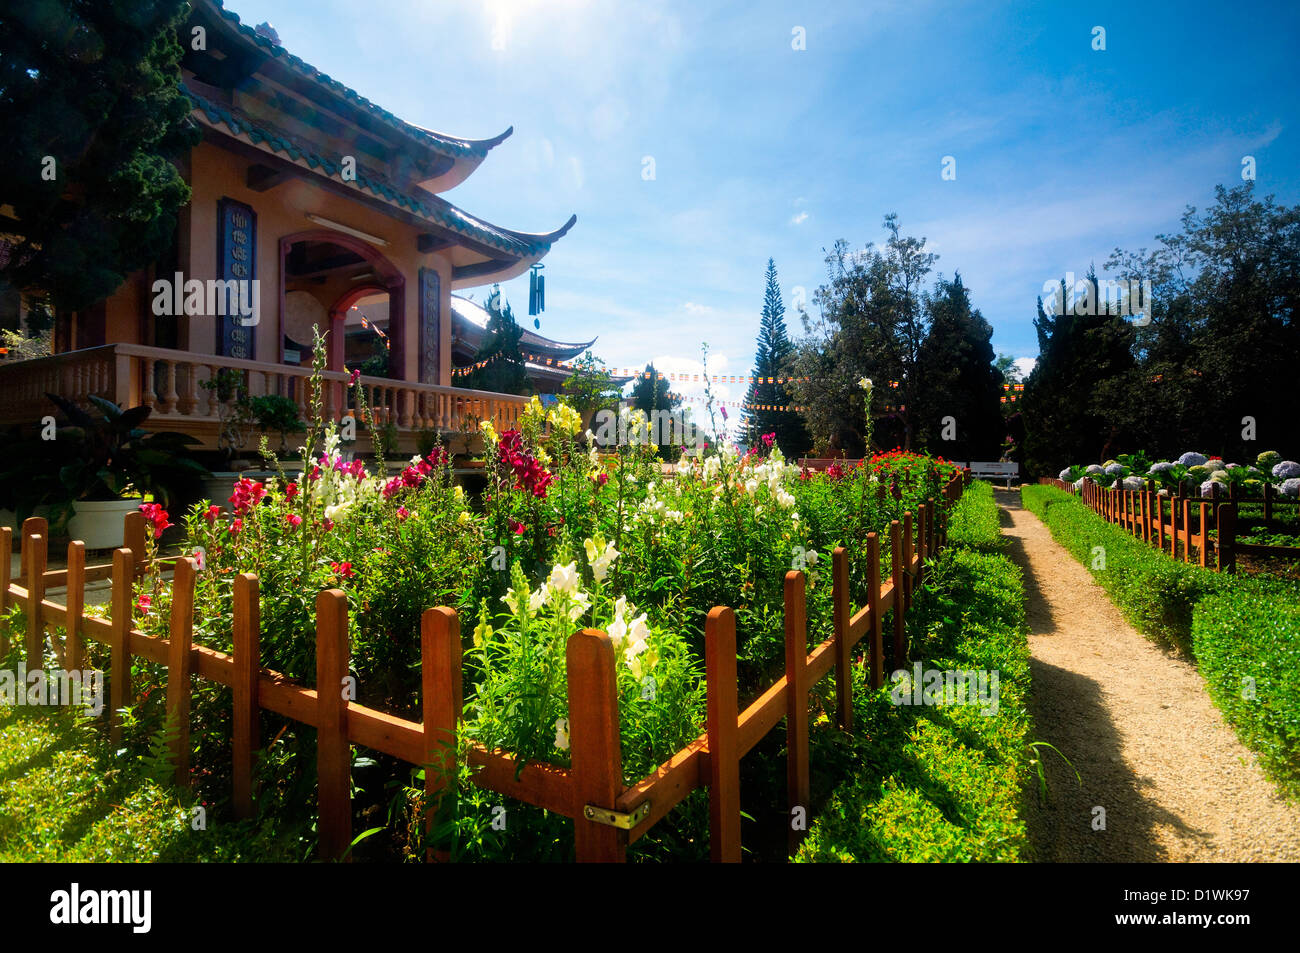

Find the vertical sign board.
xmin=217 ymin=198 xmax=257 ymax=359
xmin=419 ymin=267 xmax=440 ymax=384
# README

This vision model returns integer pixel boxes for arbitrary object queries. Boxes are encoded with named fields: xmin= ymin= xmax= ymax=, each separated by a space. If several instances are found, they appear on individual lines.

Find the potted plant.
xmin=44 ymin=393 xmax=209 ymax=549
xmin=249 ymin=394 xmax=306 ymax=455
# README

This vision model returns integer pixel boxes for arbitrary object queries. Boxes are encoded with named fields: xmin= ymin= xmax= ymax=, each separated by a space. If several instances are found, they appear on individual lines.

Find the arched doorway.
xmin=278 ymin=229 xmax=405 ymax=378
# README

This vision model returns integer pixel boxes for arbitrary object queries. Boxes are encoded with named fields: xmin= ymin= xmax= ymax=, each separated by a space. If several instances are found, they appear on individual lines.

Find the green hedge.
xmin=945 ymin=480 xmax=1004 ymax=552
xmin=1021 ymin=484 xmax=1300 ymax=798
xmin=1192 ymin=594 xmax=1300 ymax=800
xmin=798 ymin=483 xmax=1033 ymax=862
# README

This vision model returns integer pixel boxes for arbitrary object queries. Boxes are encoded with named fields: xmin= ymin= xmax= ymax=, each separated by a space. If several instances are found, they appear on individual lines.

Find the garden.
xmin=1 ymin=351 xmax=982 ymax=862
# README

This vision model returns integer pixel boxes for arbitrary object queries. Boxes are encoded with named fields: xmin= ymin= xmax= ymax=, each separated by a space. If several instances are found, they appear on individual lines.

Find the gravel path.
xmin=996 ymin=488 xmax=1300 ymax=862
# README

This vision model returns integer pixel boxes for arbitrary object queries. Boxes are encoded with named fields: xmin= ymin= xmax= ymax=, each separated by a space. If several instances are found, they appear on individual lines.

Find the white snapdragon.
xmin=548 ymin=562 xmax=581 ymax=594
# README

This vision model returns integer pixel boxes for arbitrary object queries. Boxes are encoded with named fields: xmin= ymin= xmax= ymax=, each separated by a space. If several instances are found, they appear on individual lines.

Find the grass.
xmin=1021 ymin=483 xmax=1300 ymax=800
xmin=797 ymin=480 xmax=1034 ymax=862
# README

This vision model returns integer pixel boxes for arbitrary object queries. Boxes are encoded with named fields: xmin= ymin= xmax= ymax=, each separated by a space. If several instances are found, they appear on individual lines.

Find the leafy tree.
xmin=788 ymin=217 xmax=937 ymax=454
xmin=560 ymin=351 xmax=621 ymax=418
xmin=465 ymin=290 xmax=531 ymax=396
xmin=0 ymin=0 xmax=199 ymax=311
xmin=743 ymin=259 xmax=811 ymax=457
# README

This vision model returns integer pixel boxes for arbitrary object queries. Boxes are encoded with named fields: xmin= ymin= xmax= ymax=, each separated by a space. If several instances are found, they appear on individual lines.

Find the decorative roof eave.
xmin=200 ymin=1 xmax=510 ymax=167
xmin=186 ymin=88 xmax=574 ymax=266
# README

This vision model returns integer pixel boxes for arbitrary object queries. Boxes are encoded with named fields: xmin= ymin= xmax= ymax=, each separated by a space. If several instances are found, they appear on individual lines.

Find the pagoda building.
xmin=0 ymin=0 xmax=578 ymax=450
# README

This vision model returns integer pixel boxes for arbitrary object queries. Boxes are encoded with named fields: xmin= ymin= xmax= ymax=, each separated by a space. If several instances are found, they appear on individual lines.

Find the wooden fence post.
xmin=916 ymin=503 xmax=928 ymax=590
xmin=25 ymin=532 xmax=45 ymax=664
xmin=0 ymin=526 xmax=10 ymax=658
xmin=783 ymin=570 xmax=809 ymax=857
xmin=166 ymin=557 xmax=196 ymax=787
xmin=889 ymin=521 xmax=905 ymax=670
xmin=1197 ymin=502 xmax=1209 ymax=568
xmin=705 ymin=606 xmax=741 ymax=863
xmin=866 ymin=532 xmax=883 ymax=691
xmin=232 ymin=573 xmax=260 ymax=819
xmin=1217 ymin=503 xmax=1236 ymax=574
xmin=109 ymin=548 xmax=133 ymax=743
xmin=64 ymin=542 xmax=85 ymax=673
xmin=901 ymin=513 xmax=915 ymax=611
xmin=123 ymin=510 xmax=147 ymax=579
xmin=1181 ymin=499 xmax=1191 ymax=564
xmin=20 ymin=516 xmax=47 ymax=583
xmin=568 ymin=629 xmax=626 ymax=863
xmin=421 ymin=606 xmax=462 ymax=861
xmin=316 ymin=588 xmax=352 ymax=862
xmin=831 ymin=547 xmax=852 ymax=731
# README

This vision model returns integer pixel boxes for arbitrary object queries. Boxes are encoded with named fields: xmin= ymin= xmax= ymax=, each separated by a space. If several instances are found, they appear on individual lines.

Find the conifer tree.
xmin=0 ymin=0 xmax=199 ymax=311
xmin=466 ymin=288 xmax=531 ymax=396
xmin=743 ymin=259 xmax=810 ymax=456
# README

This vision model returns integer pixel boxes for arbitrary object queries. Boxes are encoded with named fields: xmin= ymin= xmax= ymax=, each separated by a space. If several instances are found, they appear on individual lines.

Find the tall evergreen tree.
xmin=1020 ymin=268 xmax=1138 ymax=475
xmin=0 ymin=0 xmax=199 ymax=311
xmin=466 ymin=288 xmax=530 ymax=396
xmin=743 ymin=259 xmax=810 ymax=456
xmin=914 ymin=273 xmax=1004 ymax=461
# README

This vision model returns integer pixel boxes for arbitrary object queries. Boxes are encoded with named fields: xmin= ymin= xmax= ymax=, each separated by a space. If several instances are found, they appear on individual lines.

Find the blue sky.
xmin=233 ymin=0 xmax=1300 ymax=422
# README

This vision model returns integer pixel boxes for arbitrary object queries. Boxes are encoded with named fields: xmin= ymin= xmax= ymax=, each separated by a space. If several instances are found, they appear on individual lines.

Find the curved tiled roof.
xmin=206 ymin=0 xmax=509 ymax=161
xmin=185 ymin=85 xmax=574 ymax=259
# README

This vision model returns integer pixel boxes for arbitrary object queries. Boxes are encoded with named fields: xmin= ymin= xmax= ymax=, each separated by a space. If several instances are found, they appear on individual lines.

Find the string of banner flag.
xmin=444 ymin=352 xmax=1026 ymax=414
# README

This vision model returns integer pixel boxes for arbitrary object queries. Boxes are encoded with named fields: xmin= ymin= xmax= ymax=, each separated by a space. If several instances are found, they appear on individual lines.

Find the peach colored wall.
xmin=171 ymin=140 xmax=455 ymax=383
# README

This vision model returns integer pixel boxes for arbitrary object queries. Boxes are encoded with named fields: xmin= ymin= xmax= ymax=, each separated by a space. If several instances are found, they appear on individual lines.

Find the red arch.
xmin=328 ymin=282 xmax=390 ymax=372
xmin=279 ymin=230 xmax=406 ymax=377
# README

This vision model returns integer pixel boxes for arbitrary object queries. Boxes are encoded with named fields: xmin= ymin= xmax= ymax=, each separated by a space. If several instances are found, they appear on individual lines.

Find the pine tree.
xmin=743 ymin=259 xmax=810 ymax=456
xmin=0 ymin=0 xmax=199 ymax=311
xmin=466 ymin=288 xmax=531 ymax=396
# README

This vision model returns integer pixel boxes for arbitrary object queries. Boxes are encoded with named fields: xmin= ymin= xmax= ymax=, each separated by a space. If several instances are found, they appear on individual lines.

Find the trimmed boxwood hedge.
xmin=1022 ymin=484 xmax=1300 ymax=799
xmin=797 ymin=480 xmax=1033 ymax=862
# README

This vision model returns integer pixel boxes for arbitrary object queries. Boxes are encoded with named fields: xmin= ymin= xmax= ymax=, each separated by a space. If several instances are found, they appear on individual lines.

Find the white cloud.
xmin=1013 ymin=357 xmax=1036 ymax=378
xmin=789 ymin=211 xmax=810 ymax=226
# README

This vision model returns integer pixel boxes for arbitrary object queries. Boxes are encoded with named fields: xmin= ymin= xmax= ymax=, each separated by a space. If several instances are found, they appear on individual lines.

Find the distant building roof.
xmin=450 ymin=295 xmax=595 ymax=360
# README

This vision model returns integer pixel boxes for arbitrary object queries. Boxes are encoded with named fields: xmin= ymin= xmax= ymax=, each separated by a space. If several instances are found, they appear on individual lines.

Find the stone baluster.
xmin=160 ymin=358 xmax=179 ymax=413
xmin=141 ymin=358 xmax=159 ymax=410
xmin=178 ymin=362 xmax=198 ymax=415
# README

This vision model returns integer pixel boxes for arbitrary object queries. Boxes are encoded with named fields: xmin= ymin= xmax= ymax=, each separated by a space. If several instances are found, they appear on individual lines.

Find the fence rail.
xmin=1 ymin=469 xmax=969 ymax=862
xmin=1036 ymin=476 xmax=1300 ymax=572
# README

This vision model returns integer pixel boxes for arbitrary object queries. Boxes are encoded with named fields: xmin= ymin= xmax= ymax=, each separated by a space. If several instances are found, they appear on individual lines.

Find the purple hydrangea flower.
xmin=1200 ymin=480 xmax=1222 ymax=499
xmin=1281 ymin=478 xmax=1300 ymax=499
xmin=1272 ymin=461 xmax=1300 ymax=481
xmin=1178 ymin=452 xmax=1208 ymax=467
xmin=1059 ymin=468 xmax=1072 ymax=481
xmin=1122 ymin=476 xmax=1145 ymax=491
xmin=1105 ymin=463 xmax=1125 ymax=476
xmin=1085 ymin=464 xmax=1104 ymax=476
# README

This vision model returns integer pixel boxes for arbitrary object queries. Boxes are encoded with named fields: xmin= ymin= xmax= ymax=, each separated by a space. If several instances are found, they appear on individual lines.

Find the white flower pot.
xmin=68 ymin=498 xmax=144 ymax=551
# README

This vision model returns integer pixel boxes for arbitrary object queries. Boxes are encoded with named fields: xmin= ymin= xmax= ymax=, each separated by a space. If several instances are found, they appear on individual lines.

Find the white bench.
xmin=954 ymin=461 xmax=1020 ymax=486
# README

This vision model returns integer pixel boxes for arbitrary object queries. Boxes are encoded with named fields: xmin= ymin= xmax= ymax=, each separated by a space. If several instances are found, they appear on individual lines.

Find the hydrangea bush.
xmin=1059 ymin=449 xmax=1300 ymax=499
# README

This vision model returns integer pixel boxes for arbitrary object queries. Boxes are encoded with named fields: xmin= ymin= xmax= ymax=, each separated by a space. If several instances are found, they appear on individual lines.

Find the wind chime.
xmin=528 ymin=263 xmax=545 ymax=328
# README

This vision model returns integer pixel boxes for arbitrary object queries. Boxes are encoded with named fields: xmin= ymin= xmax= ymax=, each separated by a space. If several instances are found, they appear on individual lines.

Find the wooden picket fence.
xmin=1037 ymin=476 xmax=1300 ymax=572
xmin=0 ymin=468 xmax=969 ymax=863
